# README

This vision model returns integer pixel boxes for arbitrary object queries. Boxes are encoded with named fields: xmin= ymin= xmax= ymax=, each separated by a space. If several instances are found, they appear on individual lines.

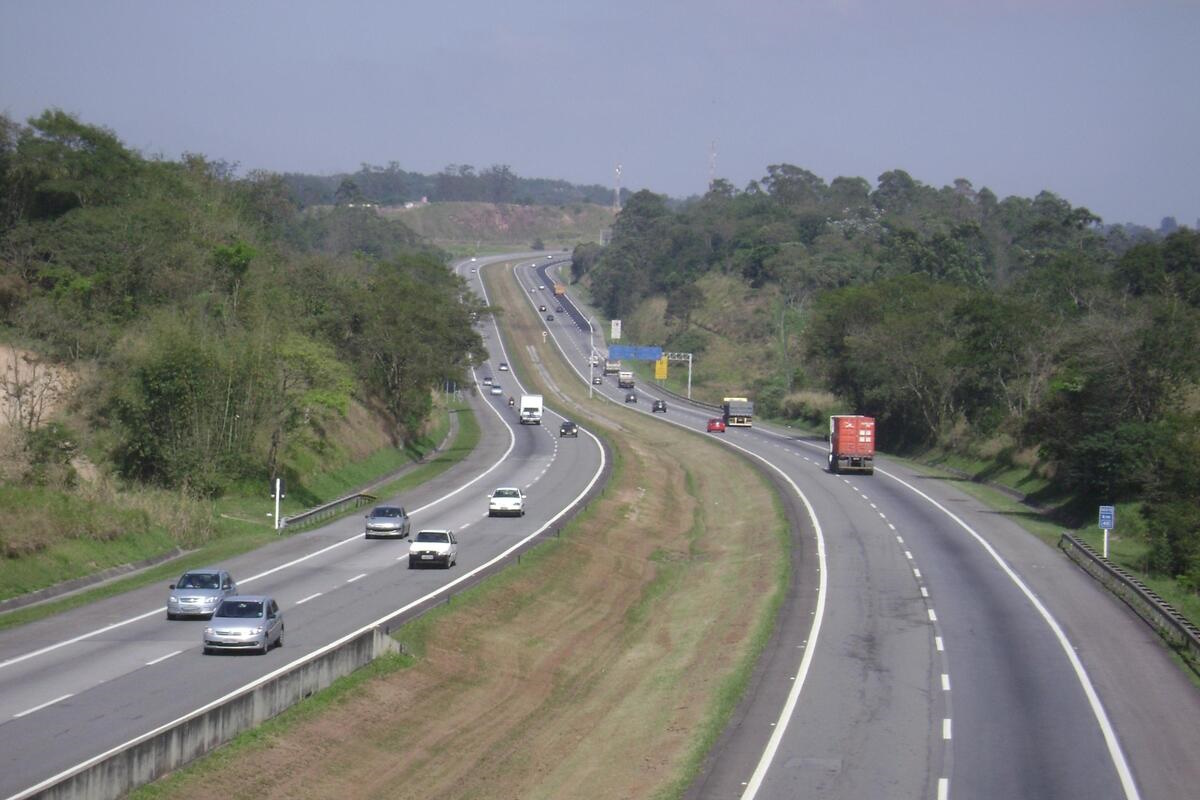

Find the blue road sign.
xmin=1099 ymin=505 xmax=1115 ymax=530
xmin=607 ymin=344 xmax=663 ymax=361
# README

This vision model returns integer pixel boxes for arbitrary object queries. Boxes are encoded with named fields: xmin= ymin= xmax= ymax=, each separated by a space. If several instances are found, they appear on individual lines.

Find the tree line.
xmin=282 ymin=162 xmax=629 ymax=209
xmin=0 ymin=110 xmax=488 ymax=497
xmin=574 ymin=166 xmax=1200 ymax=589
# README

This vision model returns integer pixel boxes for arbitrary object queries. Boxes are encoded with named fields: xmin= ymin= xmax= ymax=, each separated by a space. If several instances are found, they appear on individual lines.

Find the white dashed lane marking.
xmin=346 ymin=573 xmax=367 ymax=584
xmin=935 ymin=636 xmax=945 ymax=651
xmin=296 ymin=592 xmax=322 ymax=604
xmin=942 ymin=673 xmax=951 ymax=691
xmin=145 ymin=650 xmax=182 ymax=666
xmin=14 ymin=694 xmax=72 ymax=718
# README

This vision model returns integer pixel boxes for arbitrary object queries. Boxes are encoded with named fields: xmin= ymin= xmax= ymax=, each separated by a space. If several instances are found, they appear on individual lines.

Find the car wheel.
xmin=276 ymin=626 xmax=284 ymax=648
xmin=203 ymin=647 xmax=212 ymax=655
xmin=365 ymin=533 xmax=373 ymax=540
xmin=166 ymin=612 xmax=176 ymax=621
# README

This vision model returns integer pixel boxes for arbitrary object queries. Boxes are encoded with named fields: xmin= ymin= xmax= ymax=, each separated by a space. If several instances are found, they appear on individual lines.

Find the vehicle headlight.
xmin=204 ymin=627 xmax=214 ymax=635
xmin=169 ymin=596 xmax=178 ymax=603
xmin=253 ymin=626 xmax=264 ymax=634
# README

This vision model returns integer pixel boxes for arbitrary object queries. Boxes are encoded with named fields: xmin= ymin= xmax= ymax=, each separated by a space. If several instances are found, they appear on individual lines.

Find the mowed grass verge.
xmin=137 ymin=260 xmax=789 ymax=800
xmin=0 ymin=397 xmax=476 ymax=632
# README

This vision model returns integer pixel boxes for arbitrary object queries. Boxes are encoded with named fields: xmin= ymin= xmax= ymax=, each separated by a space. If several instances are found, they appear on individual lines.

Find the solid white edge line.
xmin=8 ymin=261 xmax=606 ymax=800
xmin=13 ymin=694 xmax=72 ymax=719
xmin=875 ymin=467 xmax=1141 ymax=800
xmin=145 ymin=650 xmax=183 ymax=666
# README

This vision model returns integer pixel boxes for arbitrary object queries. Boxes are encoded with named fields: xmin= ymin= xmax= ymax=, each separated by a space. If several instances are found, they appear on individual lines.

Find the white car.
xmin=488 ymin=487 xmax=526 ymax=517
xmin=498 ymin=362 xmax=509 ymax=371
xmin=490 ymin=385 xmax=503 ymax=396
xmin=408 ymin=530 xmax=458 ymax=569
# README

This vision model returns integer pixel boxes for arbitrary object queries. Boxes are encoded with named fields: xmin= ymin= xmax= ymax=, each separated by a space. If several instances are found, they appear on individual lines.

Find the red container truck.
xmin=829 ymin=415 xmax=875 ymax=475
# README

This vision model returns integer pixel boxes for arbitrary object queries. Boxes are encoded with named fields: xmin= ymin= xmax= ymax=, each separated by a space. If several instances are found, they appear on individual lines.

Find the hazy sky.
xmin=2 ymin=0 xmax=1197 ymax=226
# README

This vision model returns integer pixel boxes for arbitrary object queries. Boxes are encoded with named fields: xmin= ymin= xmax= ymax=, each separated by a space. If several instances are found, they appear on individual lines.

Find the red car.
xmin=706 ymin=418 xmax=726 ymax=433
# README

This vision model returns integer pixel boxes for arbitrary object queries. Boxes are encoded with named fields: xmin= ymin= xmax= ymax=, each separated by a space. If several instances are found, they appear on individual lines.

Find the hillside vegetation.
xmin=573 ymin=167 xmax=1200 ymax=592
xmin=0 ymin=110 xmax=486 ymax=582
xmin=377 ymin=201 xmax=614 ymax=251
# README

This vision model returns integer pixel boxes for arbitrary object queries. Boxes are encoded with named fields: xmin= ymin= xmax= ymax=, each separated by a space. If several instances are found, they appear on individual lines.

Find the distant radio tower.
xmin=709 ymin=140 xmax=717 ymax=189
xmin=613 ymin=163 xmax=622 ymax=212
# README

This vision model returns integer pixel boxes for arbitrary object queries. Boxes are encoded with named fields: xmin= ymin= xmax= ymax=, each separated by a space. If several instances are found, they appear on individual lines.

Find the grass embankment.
xmin=378 ymin=201 xmax=614 ymax=253
xmin=138 ymin=260 xmax=790 ymax=799
xmin=0 ymin=396 xmax=478 ymax=632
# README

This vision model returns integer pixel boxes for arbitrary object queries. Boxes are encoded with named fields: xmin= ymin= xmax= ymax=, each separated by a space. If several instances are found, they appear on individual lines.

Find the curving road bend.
xmin=0 ymin=255 xmax=605 ymax=800
xmin=528 ymin=260 xmax=1200 ymax=800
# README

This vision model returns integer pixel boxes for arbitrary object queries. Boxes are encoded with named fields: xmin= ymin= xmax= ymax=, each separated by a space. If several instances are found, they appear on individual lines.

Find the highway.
xmin=4 ymin=253 xmax=1199 ymax=800
xmin=524 ymin=259 xmax=1200 ymax=800
xmin=0 ymin=254 xmax=605 ymax=799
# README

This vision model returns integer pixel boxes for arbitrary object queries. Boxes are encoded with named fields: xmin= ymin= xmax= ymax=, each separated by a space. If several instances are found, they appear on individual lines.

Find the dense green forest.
xmin=574 ymin=166 xmax=1200 ymax=589
xmin=283 ymin=162 xmax=629 ymax=208
xmin=0 ymin=110 xmax=487 ymax=502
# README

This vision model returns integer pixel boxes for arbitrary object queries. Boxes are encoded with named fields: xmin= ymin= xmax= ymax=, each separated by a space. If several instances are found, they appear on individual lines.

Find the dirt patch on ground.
xmin=151 ymin=262 xmax=784 ymax=799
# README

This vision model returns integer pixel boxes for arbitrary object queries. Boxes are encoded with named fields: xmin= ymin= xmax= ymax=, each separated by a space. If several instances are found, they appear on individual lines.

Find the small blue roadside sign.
xmin=1099 ymin=505 xmax=1115 ymax=530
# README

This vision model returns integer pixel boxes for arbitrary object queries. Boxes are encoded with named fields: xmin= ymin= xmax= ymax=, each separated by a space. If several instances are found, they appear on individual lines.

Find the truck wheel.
xmin=827 ymin=454 xmax=837 ymax=474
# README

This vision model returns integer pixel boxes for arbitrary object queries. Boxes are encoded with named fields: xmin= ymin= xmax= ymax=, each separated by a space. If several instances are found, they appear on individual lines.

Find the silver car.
xmin=364 ymin=506 xmax=411 ymax=539
xmin=203 ymin=596 xmax=284 ymax=655
xmin=167 ymin=568 xmax=237 ymax=620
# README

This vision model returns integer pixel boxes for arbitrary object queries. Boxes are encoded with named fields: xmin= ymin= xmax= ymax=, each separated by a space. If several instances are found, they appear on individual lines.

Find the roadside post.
xmin=273 ymin=477 xmax=286 ymax=532
xmin=588 ymin=317 xmax=595 ymax=399
xmin=1099 ymin=505 xmax=1115 ymax=558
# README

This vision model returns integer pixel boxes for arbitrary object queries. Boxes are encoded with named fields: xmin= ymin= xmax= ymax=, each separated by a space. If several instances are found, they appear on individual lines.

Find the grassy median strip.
xmin=136 ymin=261 xmax=790 ymax=800
xmin=0 ymin=398 xmax=476 ymax=632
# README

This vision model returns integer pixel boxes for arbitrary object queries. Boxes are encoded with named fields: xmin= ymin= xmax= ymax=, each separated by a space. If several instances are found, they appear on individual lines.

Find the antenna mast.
xmin=613 ymin=163 xmax=622 ymax=212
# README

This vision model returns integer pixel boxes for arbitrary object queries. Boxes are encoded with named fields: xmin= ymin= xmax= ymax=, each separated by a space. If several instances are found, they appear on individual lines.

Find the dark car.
xmin=652 ymin=399 xmax=667 ymax=413
xmin=555 ymin=306 xmax=563 ymax=313
xmin=546 ymin=314 xmax=555 ymax=321
xmin=625 ymin=392 xmax=637 ymax=403
xmin=538 ymin=304 xmax=547 ymax=312
xmin=364 ymin=505 xmax=411 ymax=539
xmin=560 ymin=420 xmax=579 ymax=437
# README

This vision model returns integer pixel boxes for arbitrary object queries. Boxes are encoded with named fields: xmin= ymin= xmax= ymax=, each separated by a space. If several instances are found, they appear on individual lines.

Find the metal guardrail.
xmin=1059 ymin=532 xmax=1200 ymax=668
xmin=281 ymin=492 xmax=377 ymax=531
xmin=649 ymin=380 xmax=721 ymax=411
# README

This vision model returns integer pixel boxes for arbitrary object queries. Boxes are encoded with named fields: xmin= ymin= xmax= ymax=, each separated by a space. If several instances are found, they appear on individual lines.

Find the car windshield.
xmin=216 ymin=600 xmax=263 ymax=618
xmin=416 ymin=531 xmax=449 ymax=543
xmin=494 ymin=489 xmax=520 ymax=498
xmin=371 ymin=507 xmax=403 ymax=518
xmin=178 ymin=573 xmax=219 ymax=590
